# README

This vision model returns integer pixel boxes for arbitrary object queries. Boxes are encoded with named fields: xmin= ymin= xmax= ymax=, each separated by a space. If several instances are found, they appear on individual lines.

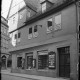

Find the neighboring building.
xmin=1 ymin=16 xmax=11 ymax=69
xmin=8 ymin=0 xmax=79 ymax=80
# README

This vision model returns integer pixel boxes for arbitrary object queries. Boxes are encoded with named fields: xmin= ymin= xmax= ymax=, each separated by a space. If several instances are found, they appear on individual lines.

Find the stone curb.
xmin=1 ymin=72 xmax=70 ymax=80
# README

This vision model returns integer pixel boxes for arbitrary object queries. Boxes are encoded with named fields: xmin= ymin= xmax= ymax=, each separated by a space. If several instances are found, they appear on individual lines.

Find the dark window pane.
xmin=15 ymin=34 xmax=17 ymax=39
xmin=29 ymin=27 xmax=32 ymax=34
xmin=47 ymin=18 xmax=52 ymax=27
xmin=34 ymin=25 xmax=37 ymax=32
xmin=18 ymin=33 xmax=21 ymax=38
xmin=38 ymin=55 xmax=48 ymax=69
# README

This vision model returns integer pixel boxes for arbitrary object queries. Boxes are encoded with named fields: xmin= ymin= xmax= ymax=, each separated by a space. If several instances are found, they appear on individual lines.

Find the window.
xmin=42 ymin=3 xmax=46 ymax=13
xmin=47 ymin=18 xmax=53 ymax=33
xmin=28 ymin=27 xmax=32 ymax=39
xmin=18 ymin=33 xmax=21 ymax=38
xmin=38 ymin=51 xmax=48 ymax=69
xmin=29 ymin=27 xmax=32 ymax=34
xmin=14 ymin=34 xmax=17 ymax=39
xmin=13 ymin=17 xmax=15 ymax=24
xmin=26 ymin=53 xmax=33 ymax=69
xmin=17 ymin=57 xmax=22 ymax=68
xmin=54 ymin=14 xmax=61 ymax=31
xmin=20 ymin=14 xmax=23 ymax=19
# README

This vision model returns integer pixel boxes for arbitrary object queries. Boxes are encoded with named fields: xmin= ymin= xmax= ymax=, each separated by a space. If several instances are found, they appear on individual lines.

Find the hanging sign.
xmin=48 ymin=51 xmax=56 ymax=69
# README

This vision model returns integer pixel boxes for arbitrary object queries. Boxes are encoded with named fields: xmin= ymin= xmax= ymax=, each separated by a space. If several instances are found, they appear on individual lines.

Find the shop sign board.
xmin=48 ymin=51 xmax=56 ymax=69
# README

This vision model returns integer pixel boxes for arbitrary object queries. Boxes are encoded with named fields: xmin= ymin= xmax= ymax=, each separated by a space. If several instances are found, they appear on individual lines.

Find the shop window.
xmin=27 ymin=55 xmax=33 ymax=69
xmin=29 ymin=27 xmax=32 ymax=34
xmin=18 ymin=33 xmax=21 ymax=38
xmin=47 ymin=18 xmax=53 ymax=33
xmin=54 ymin=14 xmax=61 ymax=31
xmin=38 ymin=55 xmax=48 ymax=69
xmin=17 ymin=57 xmax=22 ymax=68
xmin=17 ymin=32 xmax=21 ymax=42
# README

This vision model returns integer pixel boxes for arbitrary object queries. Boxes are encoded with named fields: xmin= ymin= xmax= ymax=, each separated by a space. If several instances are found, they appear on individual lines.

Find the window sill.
xmin=25 ymin=69 xmax=33 ymax=70
xmin=37 ymin=69 xmax=49 ymax=71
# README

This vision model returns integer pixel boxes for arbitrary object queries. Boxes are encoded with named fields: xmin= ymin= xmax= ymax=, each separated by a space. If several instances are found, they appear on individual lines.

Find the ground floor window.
xmin=17 ymin=57 xmax=22 ymax=68
xmin=26 ymin=53 xmax=33 ymax=69
xmin=38 ymin=55 xmax=48 ymax=69
xmin=38 ymin=51 xmax=48 ymax=69
xmin=1 ymin=55 xmax=6 ymax=69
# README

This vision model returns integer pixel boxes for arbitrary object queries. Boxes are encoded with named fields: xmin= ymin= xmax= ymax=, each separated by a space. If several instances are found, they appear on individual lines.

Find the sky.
xmin=1 ymin=0 xmax=12 ymax=18
xmin=1 ymin=0 xmax=24 ymax=18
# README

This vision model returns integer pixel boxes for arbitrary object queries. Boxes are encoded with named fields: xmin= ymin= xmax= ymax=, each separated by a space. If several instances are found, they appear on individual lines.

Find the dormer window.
xmin=42 ymin=3 xmax=46 ymax=13
xmin=40 ymin=0 xmax=53 ymax=13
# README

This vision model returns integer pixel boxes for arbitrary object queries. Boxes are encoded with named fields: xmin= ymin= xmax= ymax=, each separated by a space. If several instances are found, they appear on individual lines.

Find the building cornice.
xmin=8 ymin=34 xmax=75 ymax=52
xmin=9 ymin=0 xmax=78 ymax=33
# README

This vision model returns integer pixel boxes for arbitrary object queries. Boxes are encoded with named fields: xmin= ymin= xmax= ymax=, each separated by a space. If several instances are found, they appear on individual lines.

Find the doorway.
xmin=58 ymin=46 xmax=70 ymax=78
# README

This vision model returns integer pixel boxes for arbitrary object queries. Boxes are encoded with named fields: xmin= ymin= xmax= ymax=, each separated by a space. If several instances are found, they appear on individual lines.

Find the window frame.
xmin=37 ymin=50 xmax=48 ymax=70
xmin=42 ymin=2 xmax=46 ymax=13
xmin=26 ymin=53 xmax=33 ymax=69
xmin=54 ymin=13 xmax=62 ymax=31
xmin=18 ymin=32 xmax=21 ymax=38
xmin=47 ymin=18 xmax=53 ymax=33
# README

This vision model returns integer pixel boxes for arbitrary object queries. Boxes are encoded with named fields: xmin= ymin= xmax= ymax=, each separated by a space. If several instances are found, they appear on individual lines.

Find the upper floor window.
xmin=20 ymin=14 xmax=23 ymax=19
xmin=15 ymin=34 xmax=17 ymax=39
xmin=33 ymin=25 xmax=38 ymax=38
xmin=47 ymin=18 xmax=53 ymax=33
xmin=28 ymin=27 xmax=32 ymax=39
xmin=18 ymin=33 xmax=21 ymax=38
xmin=42 ymin=3 xmax=46 ymax=13
xmin=34 ymin=25 xmax=37 ymax=32
xmin=13 ymin=17 xmax=15 ymax=24
xmin=54 ymin=14 xmax=61 ymax=31
xmin=29 ymin=27 xmax=32 ymax=34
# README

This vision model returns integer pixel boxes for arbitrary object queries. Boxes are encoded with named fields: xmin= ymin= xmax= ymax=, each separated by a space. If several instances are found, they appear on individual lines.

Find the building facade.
xmin=8 ymin=0 xmax=80 ymax=80
xmin=1 ymin=16 xmax=11 ymax=69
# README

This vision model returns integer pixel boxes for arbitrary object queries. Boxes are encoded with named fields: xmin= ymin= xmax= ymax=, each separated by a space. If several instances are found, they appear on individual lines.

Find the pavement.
xmin=1 ymin=69 xmax=70 ymax=80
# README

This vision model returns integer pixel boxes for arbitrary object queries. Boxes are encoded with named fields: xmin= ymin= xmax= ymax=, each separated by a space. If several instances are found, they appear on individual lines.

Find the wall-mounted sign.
xmin=48 ymin=51 xmax=56 ymax=69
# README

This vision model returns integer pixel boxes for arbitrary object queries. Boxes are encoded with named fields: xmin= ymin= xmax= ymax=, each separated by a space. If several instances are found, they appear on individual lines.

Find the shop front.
xmin=11 ymin=35 xmax=78 ymax=80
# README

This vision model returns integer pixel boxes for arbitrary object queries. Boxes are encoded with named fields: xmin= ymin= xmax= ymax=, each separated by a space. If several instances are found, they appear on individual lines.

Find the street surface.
xmin=1 ymin=74 xmax=37 ymax=80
